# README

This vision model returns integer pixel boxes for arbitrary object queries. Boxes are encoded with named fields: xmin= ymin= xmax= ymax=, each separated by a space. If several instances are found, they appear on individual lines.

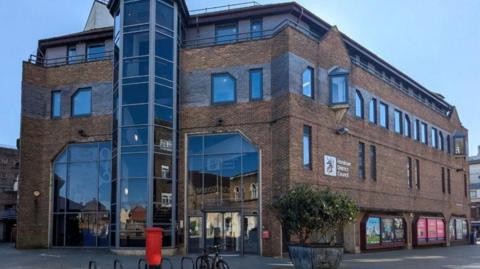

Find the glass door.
xmin=205 ymin=212 xmax=241 ymax=253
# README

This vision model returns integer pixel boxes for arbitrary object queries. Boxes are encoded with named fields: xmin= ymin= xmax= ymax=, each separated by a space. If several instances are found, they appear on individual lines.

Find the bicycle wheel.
xmin=215 ymin=260 xmax=230 ymax=269
xmin=196 ymin=255 xmax=210 ymax=269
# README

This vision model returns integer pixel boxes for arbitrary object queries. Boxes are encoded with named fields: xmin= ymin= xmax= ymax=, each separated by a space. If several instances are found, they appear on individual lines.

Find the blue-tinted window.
xmin=87 ymin=43 xmax=105 ymax=62
xmin=188 ymin=136 xmax=203 ymax=155
xmin=404 ymin=115 xmax=411 ymax=138
xmin=302 ymin=67 xmax=314 ymax=98
xmin=249 ymin=69 xmax=263 ymax=100
xmin=212 ymin=73 xmax=236 ymax=104
xmin=72 ymin=88 xmax=92 ymax=116
xmin=369 ymin=98 xmax=377 ymax=124
xmin=124 ymin=0 xmax=149 ymax=26
xmin=330 ymin=75 xmax=348 ymax=104
xmin=421 ymin=122 xmax=428 ymax=144
xmin=155 ymin=32 xmax=173 ymax=61
xmin=155 ymin=57 xmax=173 ymax=80
xmin=154 ymin=126 xmax=173 ymax=153
xmin=122 ymin=127 xmax=148 ymax=146
xmin=122 ymin=104 xmax=148 ymax=126
xmin=155 ymin=105 xmax=173 ymax=127
xmin=123 ymin=57 xmax=149 ymax=77
xmin=439 ymin=132 xmax=444 ymax=151
xmin=379 ymin=102 xmax=388 ymax=128
xmin=67 ymin=46 xmax=78 ymax=64
xmin=155 ymin=84 xmax=173 ymax=107
xmin=355 ymin=90 xmax=364 ymax=119
xmin=51 ymin=91 xmax=61 ymax=118
xmin=394 ymin=110 xmax=402 ymax=134
xmin=124 ymin=32 xmax=149 ymax=57
xmin=303 ymin=125 xmax=311 ymax=169
xmin=251 ymin=19 xmax=262 ymax=39
xmin=358 ymin=142 xmax=365 ymax=180
xmin=204 ymin=134 xmax=242 ymax=155
xmin=156 ymin=0 xmax=174 ymax=30
xmin=215 ymin=24 xmax=237 ymax=44
xmin=414 ymin=119 xmax=420 ymax=141
xmin=123 ymin=83 xmax=148 ymax=104
xmin=121 ymin=153 xmax=148 ymax=178
xmin=431 ymin=128 xmax=438 ymax=148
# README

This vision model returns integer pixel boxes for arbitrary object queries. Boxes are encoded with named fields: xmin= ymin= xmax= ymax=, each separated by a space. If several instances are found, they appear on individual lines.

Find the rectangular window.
xmin=212 ymin=73 xmax=236 ymax=104
xmin=358 ymin=142 xmax=365 ymax=180
xmin=404 ymin=115 xmax=411 ymax=138
xmin=420 ymin=122 xmax=428 ymax=144
xmin=431 ymin=127 xmax=438 ymax=149
xmin=447 ymin=135 xmax=451 ymax=154
xmin=250 ymin=18 xmax=262 ymax=39
xmin=465 ymin=174 xmax=468 ymax=198
xmin=394 ymin=110 xmax=402 ymax=134
xmin=407 ymin=157 xmax=413 ymax=189
xmin=415 ymin=159 xmax=420 ymax=189
xmin=370 ymin=145 xmax=376 ymax=181
xmin=414 ymin=119 xmax=420 ymax=141
xmin=303 ymin=125 xmax=312 ymax=169
xmin=51 ymin=91 xmax=61 ymax=118
xmin=330 ymin=74 xmax=348 ymax=105
xmin=369 ymin=98 xmax=377 ymax=124
xmin=447 ymin=169 xmax=451 ymax=194
xmin=471 ymin=190 xmax=477 ymax=199
xmin=72 ymin=88 xmax=92 ymax=117
xmin=442 ymin=167 xmax=446 ymax=194
xmin=453 ymin=135 xmax=466 ymax=155
xmin=87 ymin=43 xmax=105 ymax=62
xmin=302 ymin=67 xmax=314 ymax=98
xmin=249 ymin=69 xmax=263 ymax=100
xmin=67 ymin=46 xmax=78 ymax=64
xmin=379 ymin=102 xmax=388 ymax=128
xmin=215 ymin=23 xmax=238 ymax=44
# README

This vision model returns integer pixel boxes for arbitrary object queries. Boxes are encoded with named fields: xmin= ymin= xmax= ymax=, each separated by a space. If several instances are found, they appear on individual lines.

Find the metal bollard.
xmin=181 ymin=257 xmax=195 ymax=269
xmin=88 ymin=261 xmax=97 ymax=269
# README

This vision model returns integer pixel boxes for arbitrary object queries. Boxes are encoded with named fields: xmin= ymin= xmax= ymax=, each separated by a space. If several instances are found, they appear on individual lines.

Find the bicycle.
xmin=195 ymin=244 xmax=231 ymax=269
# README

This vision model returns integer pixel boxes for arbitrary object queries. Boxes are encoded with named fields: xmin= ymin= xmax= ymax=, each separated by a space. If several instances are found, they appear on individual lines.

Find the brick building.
xmin=18 ymin=0 xmax=470 ymax=256
xmin=469 ymin=147 xmax=480 ymax=233
xmin=0 ymin=146 xmax=19 ymax=242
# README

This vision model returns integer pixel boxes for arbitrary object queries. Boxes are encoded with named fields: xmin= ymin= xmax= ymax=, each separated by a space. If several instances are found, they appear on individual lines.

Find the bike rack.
xmin=114 ymin=259 xmax=124 ymax=269
xmin=138 ymin=258 xmax=148 ymax=269
xmin=181 ymin=257 xmax=195 ymax=269
xmin=88 ymin=261 xmax=97 ymax=269
xmin=161 ymin=257 xmax=174 ymax=269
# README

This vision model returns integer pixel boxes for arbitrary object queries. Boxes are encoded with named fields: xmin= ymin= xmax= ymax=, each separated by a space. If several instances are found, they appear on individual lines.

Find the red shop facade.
xmin=413 ymin=216 xmax=446 ymax=246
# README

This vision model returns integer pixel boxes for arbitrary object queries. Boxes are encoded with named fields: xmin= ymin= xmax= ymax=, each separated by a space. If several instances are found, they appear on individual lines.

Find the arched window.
xmin=72 ymin=88 xmax=92 ymax=116
xmin=404 ymin=114 xmax=411 ymax=138
xmin=302 ymin=67 xmax=314 ymax=98
xmin=439 ymin=132 xmax=444 ymax=151
xmin=355 ymin=90 xmax=364 ymax=119
xmin=250 ymin=183 xmax=258 ymax=199
xmin=212 ymin=73 xmax=236 ymax=104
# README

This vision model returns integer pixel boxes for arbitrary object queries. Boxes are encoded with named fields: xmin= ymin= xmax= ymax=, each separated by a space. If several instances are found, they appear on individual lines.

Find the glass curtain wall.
xmin=52 ymin=142 xmax=112 ymax=247
xmin=112 ymin=0 xmax=178 ymax=248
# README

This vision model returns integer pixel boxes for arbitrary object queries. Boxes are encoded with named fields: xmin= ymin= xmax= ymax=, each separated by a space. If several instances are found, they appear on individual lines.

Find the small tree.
xmin=272 ymin=185 xmax=358 ymax=245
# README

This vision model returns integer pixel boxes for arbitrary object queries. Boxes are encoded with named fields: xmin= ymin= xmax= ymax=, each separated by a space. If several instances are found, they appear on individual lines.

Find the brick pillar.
xmin=403 ymin=212 xmax=413 ymax=249
xmin=343 ymin=212 xmax=364 ymax=253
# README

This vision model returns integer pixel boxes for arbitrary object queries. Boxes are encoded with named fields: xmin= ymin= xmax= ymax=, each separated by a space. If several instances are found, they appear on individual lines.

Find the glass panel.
xmin=155 ymin=57 xmax=173 ymax=80
xmin=120 ymin=178 xmax=147 ymax=247
xmin=123 ymin=32 xmax=149 ymax=58
xmin=355 ymin=91 xmax=363 ymax=118
xmin=68 ymin=47 xmax=78 ymax=64
xmin=156 ymin=0 xmax=174 ymax=29
xmin=121 ymin=153 xmax=148 ymax=178
xmin=68 ymin=162 xmax=99 ymax=212
xmin=369 ymin=99 xmax=377 ymax=124
xmin=188 ymin=217 xmax=203 ymax=253
xmin=122 ymin=127 xmax=148 ymax=146
xmin=155 ymin=84 xmax=173 ymax=107
xmin=379 ymin=103 xmax=388 ymax=128
xmin=154 ymin=126 xmax=173 ymax=153
xmin=216 ymin=24 xmax=237 ymax=44
xmin=52 ymin=214 xmax=65 ymax=246
xmin=221 ymin=154 xmax=242 ymax=207
xmin=188 ymin=136 xmax=203 ymax=155
xmin=153 ymin=179 xmax=172 ymax=203
xmin=122 ymin=104 xmax=148 ymax=126
xmin=124 ymin=0 xmax=149 ymax=26
xmin=303 ymin=126 xmax=311 ymax=168
xmin=244 ymin=216 xmax=259 ymax=254
xmin=155 ymin=105 xmax=173 ymax=127
xmin=404 ymin=116 xmax=411 ymax=137
xmin=212 ymin=74 xmax=235 ymax=103
xmin=53 ymin=163 xmax=67 ymax=212
xmin=223 ymin=212 xmax=241 ymax=252
xmin=204 ymin=156 xmax=222 ymax=207
xmin=250 ymin=69 xmax=262 ymax=100
xmin=188 ymin=156 xmax=203 ymax=211
xmin=394 ymin=110 xmax=402 ymax=133
xmin=154 ymin=153 xmax=172 ymax=179
xmin=250 ymin=19 xmax=262 ymax=39
xmin=99 ymin=161 xmax=111 ymax=211
xmin=153 ymin=203 xmax=172 ymax=224
xmin=99 ymin=142 xmax=111 ymax=161
xmin=155 ymin=32 xmax=173 ymax=61
xmin=123 ymin=83 xmax=149 ymax=105
xmin=302 ymin=68 xmax=313 ymax=97
xmin=69 ymin=143 xmax=98 ymax=162
xmin=87 ymin=44 xmax=105 ymax=62
xmin=123 ymin=57 xmax=149 ymax=77
xmin=205 ymin=134 xmax=241 ymax=155
xmin=331 ymin=75 xmax=347 ymax=104
xmin=243 ymin=152 xmax=259 ymax=205
xmin=72 ymin=89 xmax=92 ymax=116
xmin=205 ymin=213 xmax=223 ymax=248
xmin=97 ymin=212 xmax=110 ymax=247
xmin=52 ymin=91 xmax=61 ymax=118
xmin=65 ymin=213 xmax=97 ymax=247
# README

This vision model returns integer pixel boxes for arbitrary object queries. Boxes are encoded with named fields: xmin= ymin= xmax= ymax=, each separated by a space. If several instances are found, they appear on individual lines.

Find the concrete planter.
xmin=288 ymin=245 xmax=344 ymax=269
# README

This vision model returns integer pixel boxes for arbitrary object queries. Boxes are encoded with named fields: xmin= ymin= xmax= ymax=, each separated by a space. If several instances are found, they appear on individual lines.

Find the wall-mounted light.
xmin=78 ymin=129 xmax=87 ymax=137
xmin=216 ymin=118 xmax=224 ymax=127
xmin=33 ymin=190 xmax=40 ymax=197
xmin=336 ymin=127 xmax=350 ymax=135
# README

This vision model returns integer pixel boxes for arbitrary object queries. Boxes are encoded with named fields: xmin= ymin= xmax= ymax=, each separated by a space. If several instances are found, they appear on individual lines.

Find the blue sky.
xmin=0 ymin=0 xmax=478 ymax=154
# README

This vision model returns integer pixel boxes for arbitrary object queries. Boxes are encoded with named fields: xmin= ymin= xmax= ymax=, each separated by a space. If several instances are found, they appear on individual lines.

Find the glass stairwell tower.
xmin=109 ymin=0 xmax=183 ymax=248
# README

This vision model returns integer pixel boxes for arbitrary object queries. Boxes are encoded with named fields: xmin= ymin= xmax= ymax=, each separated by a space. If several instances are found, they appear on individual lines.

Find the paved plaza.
xmin=1 ymin=243 xmax=480 ymax=269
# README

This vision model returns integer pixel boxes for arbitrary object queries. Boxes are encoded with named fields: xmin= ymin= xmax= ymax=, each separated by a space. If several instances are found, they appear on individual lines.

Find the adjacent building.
xmin=469 ymin=147 xmax=480 ymax=233
xmin=0 ymin=146 xmax=19 ymax=242
xmin=18 ymin=0 xmax=470 ymax=256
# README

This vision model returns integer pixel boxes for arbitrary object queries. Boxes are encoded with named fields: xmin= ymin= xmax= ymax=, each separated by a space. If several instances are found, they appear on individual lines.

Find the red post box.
xmin=145 ymin=227 xmax=163 ymax=266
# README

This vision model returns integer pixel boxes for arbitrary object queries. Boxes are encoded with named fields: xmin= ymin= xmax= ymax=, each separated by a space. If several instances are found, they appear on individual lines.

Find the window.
xmin=404 ymin=115 xmax=411 ymax=138
xmin=358 ymin=142 xmax=365 ymax=180
xmin=234 ymin=187 xmax=240 ymax=201
xmin=67 ymin=46 xmax=78 ymax=64
xmin=394 ymin=110 xmax=402 ymax=134
xmin=250 ymin=183 xmax=258 ymax=199
xmin=250 ymin=19 xmax=262 ymax=39
xmin=447 ymin=169 xmax=451 ymax=194
xmin=453 ymin=135 xmax=466 ymax=155
xmin=249 ymin=69 xmax=263 ymax=100
xmin=329 ymin=69 xmax=348 ymax=105
xmin=161 ymin=193 xmax=172 ymax=208
xmin=414 ymin=119 xmax=420 ymax=141
xmin=471 ymin=190 xmax=477 ymax=199
xmin=415 ymin=159 xmax=420 ymax=189
xmin=447 ymin=135 xmax=451 ymax=154
xmin=215 ymin=23 xmax=237 ymax=44
xmin=303 ymin=125 xmax=312 ymax=169
xmin=87 ymin=43 xmax=105 ymax=62
xmin=355 ymin=90 xmax=364 ymax=119
xmin=370 ymin=145 xmax=376 ymax=181
xmin=302 ymin=67 xmax=314 ymax=98
xmin=212 ymin=73 xmax=236 ymax=104
xmin=124 ymin=0 xmax=149 ymax=26
xmin=464 ymin=174 xmax=468 ymax=198
xmin=439 ymin=132 xmax=444 ymax=151
xmin=379 ymin=102 xmax=388 ymax=128
xmin=369 ymin=98 xmax=377 ymax=124
xmin=407 ymin=157 xmax=413 ymax=189
xmin=431 ymin=128 xmax=438 ymax=149
xmin=72 ymin=88 xmax=92 ymax=116
xmin=51 ymin=91 xmax=61 ymax=118
xmin=420 ymin=122 xmax=428 ymax=144
xmin=442 ymin=167 xmax=446 ymax=194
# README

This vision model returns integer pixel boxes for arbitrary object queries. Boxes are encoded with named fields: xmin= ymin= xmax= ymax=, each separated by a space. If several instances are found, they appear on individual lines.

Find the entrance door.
xmin=205 ymin=212 xmax=241 ymax=253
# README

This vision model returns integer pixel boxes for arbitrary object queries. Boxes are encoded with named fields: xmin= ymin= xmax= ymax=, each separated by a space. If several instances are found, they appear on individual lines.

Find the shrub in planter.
xmin=272 ymin=185 xmax=358 ymax=269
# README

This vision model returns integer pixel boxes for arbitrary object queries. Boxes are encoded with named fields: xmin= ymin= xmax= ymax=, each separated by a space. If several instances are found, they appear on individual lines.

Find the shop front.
xmin=361 ymin=214 xmax=406 ymax=250
xmin=414 ymin=216 xmax=446 ymax=246
xmin=449 ymin=217 xmax=468 ymax=244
